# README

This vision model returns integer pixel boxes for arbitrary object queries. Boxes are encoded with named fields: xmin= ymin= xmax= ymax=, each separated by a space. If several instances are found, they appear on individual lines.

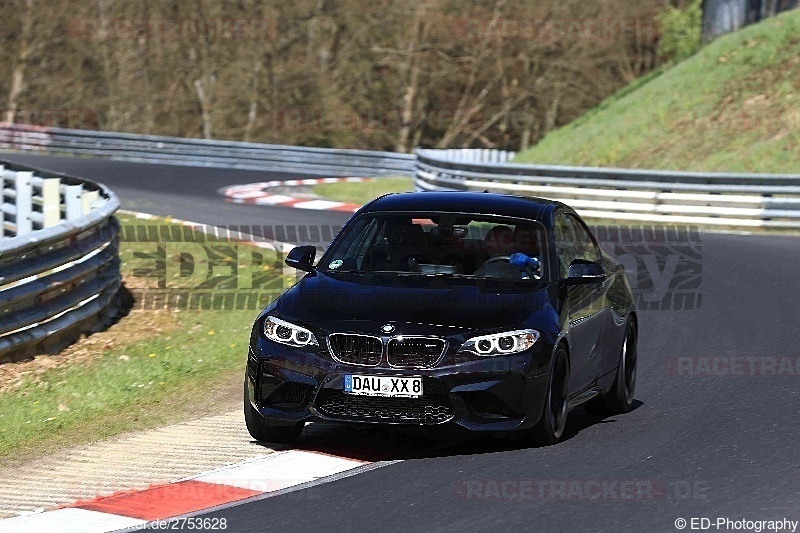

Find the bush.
xmin=657 ymin=0 xmax=703 ymax=62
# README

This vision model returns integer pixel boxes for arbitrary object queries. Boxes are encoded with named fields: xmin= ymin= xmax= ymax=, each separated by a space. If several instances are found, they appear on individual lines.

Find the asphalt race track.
xmin=5 ymin=152 xmax=800 ymax=532
xmin=2 ymin=153 xmax=325 ymax=229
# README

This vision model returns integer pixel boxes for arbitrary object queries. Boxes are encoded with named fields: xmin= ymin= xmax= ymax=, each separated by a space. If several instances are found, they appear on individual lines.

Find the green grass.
xmin=313 ymin=176 xmax=413 ymax=205
xmin=0 ymin=214 xmax=294 ymax=466
xmin=514 ymin=9 xmax=800 ymax=173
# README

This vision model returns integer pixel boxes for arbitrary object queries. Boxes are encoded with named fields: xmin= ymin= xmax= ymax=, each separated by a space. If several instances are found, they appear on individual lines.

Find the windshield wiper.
xmin=395 ymin=271 xmax=476 ymax=278
xmin=325 ymin=269 xmax=397 ymax=275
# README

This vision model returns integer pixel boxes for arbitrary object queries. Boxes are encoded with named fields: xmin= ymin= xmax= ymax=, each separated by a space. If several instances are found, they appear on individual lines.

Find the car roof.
xmin=361 ymin=191 xmax=564 ymax=223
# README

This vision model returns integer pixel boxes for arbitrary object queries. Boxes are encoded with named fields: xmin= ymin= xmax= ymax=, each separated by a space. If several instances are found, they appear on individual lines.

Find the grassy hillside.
xmin=514 ymin=10 xmax=800 ymax=173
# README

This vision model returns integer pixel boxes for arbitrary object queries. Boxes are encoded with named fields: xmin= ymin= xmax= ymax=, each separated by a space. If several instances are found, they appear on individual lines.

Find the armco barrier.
xmin=415 ymin=149 xmax=800 ymax=229
xmin=0 ymin=160 xmax=121 ymax=362
xmin=2 ymin=124 xmax=799 ymax=228
xmin=0 ymin=123 xmax=415 ymax=177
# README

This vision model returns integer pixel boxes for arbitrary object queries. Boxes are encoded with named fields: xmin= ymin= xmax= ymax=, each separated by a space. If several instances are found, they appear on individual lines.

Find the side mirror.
xmin=285 ymin=245 xmax=317 ymax=272
xmin=565 ymin=259 xmax=605 ymax=285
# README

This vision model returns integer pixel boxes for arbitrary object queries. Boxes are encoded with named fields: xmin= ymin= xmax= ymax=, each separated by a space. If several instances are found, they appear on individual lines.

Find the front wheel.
xmin=243 ymin=379 xmax=304 ymax=444
xmin=528 ymin=345 xmax=569 ymax=446
xmin=586 ymin=320 xmax=637 ymax=417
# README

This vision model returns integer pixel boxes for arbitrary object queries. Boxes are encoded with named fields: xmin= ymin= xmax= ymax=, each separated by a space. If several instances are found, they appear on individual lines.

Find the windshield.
xmin=320 ymin=212 xmax=549 ymax=281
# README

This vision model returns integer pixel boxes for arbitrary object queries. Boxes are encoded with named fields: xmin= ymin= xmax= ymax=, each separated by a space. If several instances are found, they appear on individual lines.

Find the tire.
xmin=528 ymin=345 xmax=570 ymax=446
xmin=585 ymin=320 xmax=637 ymax=417
xmin=243 ymin=379 xmax=304 ymax=444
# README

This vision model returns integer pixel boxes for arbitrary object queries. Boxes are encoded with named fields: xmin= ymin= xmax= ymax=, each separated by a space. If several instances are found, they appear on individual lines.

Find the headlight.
xmin=459 ymin=329 xmax=539 ymax=356
xmin=263 ymin=316 xmax=318 ymax=348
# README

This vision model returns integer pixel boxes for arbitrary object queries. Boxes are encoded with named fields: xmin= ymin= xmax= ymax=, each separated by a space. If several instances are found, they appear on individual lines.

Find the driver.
xmin=478 ymin=224 xmax=540 ymax=279
xmin=483 ymin=225 xmax=515 ymax=258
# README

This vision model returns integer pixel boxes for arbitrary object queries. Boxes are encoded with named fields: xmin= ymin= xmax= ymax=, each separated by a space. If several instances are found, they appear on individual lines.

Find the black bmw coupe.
xmin=245 ymin=191 xmax=638 ymax=445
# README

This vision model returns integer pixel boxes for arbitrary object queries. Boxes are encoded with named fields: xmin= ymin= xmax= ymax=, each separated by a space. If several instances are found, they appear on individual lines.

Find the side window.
xmin=568 ymin=215 xmax=600 ymax=262
xmin=554 ymin=214 xmax=580 ymax=278
xmin=329 ymin=217 xmax=379 ymax=270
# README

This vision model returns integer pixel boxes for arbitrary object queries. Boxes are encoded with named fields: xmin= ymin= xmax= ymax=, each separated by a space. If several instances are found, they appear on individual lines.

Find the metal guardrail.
xmin=0 ymin=123 xmax=415 ymax=177
xmin=0 ymin=160 xmax=121 ymax=362
xmin=2 ymin=124 xmax=799 ymax=228
xmin=415 ymin=149 xmax=800 ymax=228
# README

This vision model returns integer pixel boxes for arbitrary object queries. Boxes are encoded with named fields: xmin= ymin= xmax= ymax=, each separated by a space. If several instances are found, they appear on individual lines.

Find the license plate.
xmin=343 ymin=375 xmax=423 ymax=398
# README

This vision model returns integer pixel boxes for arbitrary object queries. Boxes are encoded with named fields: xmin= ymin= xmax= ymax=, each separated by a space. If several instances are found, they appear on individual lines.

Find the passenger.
xmin=514 ymin=225 xmax=542 ymax=257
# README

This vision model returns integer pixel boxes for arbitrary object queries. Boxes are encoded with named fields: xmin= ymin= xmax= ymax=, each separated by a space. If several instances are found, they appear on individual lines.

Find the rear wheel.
xmin=529 ymin=345 xmax=569 ymax=445
xmin=586 ymin=320 xmax=637 ymax=416
xmin=243 ymin=379 xmax=304 ymax=444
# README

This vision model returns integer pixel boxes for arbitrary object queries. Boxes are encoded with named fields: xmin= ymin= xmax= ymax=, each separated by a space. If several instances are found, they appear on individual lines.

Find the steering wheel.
xmin=485 ymin=255 xmax=511 ymax=264
xmin=481 ymin=255 xmax=536 ymax=279
xmin=402 ymin=254 xmax=432 ymax=271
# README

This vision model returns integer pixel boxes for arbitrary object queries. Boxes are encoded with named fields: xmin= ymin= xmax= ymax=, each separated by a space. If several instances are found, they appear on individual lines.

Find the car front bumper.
xmin=246 ymin=336 xmax=554 ymax=432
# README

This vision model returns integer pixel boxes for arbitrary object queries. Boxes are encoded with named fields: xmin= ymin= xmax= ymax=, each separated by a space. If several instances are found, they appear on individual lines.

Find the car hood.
xmin=275 ymin=271 xmax=552 ymax=330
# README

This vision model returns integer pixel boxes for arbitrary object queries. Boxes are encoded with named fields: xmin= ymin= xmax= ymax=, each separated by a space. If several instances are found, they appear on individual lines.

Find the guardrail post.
xmin=15 ymin=171 xmax=33 ymax=236
xmin=65 ymin=184 xmax=83 ymax=221
xmin=82 ymin=189 xmax=99 ymax=215
xmin=41 ymin=178 xmax=61 ymax=228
